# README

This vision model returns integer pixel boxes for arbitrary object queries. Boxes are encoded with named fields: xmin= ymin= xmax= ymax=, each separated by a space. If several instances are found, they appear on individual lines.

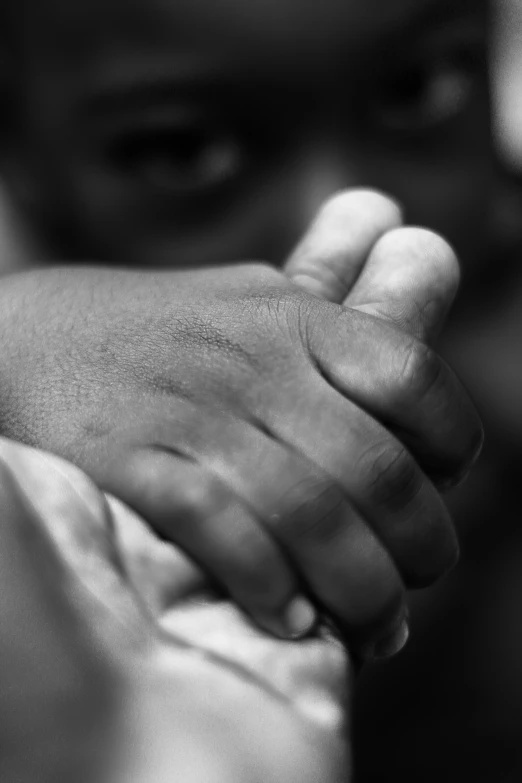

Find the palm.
xmin=0 ymin=438 xmax=351 ymax=783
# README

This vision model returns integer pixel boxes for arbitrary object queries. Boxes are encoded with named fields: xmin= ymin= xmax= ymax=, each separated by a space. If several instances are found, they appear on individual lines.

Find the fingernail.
xmin=283 ymin=596 xmax=317 ymax=639
xmin=257 ymin=596 xmax=317 ymax=640
xmin=370 ymin=618 xmax=410 ymax=661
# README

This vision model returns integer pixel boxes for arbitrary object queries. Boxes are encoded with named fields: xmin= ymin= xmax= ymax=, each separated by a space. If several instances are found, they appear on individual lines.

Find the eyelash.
xmin=368 ymin=37 xmax=487 ymax=135
xmin=104 ymin=122 xmax=245 ymax=194
xmin=98 ymin=100 xmax=291 ymax=206
xmin=103 ymin=110 xmax=246 ymax=197
xmin=94 ymin=34 xmax=487 ymax=202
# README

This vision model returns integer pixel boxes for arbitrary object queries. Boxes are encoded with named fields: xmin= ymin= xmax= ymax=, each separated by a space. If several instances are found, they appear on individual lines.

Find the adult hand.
xmin=0 ymin=438 xmax=350 ymax=783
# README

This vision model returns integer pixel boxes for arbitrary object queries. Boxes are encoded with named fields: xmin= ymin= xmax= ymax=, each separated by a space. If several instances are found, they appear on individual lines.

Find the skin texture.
xmin=0 ymin=436 xmax=350 ymax=783
xmin=2 ymin=0 xmax=518 ymax=540
xmin=0 ymin=0 xmax=510 ymax=777
xmin=0 ymin=0 xmax=498 ymax=673
xmin=0 ymin=3 xmax=492 ymax=649
xmin=1 ymin=1 xmax=522 ymax=782
xmin=0 ymin=193 xmax=479 ymax=783
xmin=0 ymin=195 xmax=482 ymax=657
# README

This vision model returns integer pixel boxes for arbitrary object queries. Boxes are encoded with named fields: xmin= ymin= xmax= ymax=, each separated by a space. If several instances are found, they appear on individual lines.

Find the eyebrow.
xmin=395 ymin=0 xmax=487 ymax=35
xmin=84 ymin=0 xmax=488 ymax=115
xmin=85 ymin=54 xmax=228 ymax=113
xmin=357 ymin=0 xmax=488 ymax=65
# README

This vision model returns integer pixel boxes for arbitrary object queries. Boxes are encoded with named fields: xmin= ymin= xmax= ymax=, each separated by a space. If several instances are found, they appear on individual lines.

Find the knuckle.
xmin=241 ymin=261 xmax=284 ymax=283
xmin=460 ymin=414 xmax=485 ymax=473
xmin=394 ymin=345 xmax=484 ymax=483
xmin=395 ymin=339 xmax=443 ymax=403
xmin=220 ymin=261 xmax=285 ymax=292
xmin=242 ymin=284 xmax=311 ymax=337
xmin=274 ymin=477 xmax=348 ymax=546
xmin=172 ymin=469 xmax=223 ymax=522
xmin=402 ymin=503 xmax=459 ymax=588
xmin=228 ymin=527 xmax=291 ymax=600
xmin=441 ymin=393 xmax=485 ymax=482
xmin=358 ymin=440 xmax=422 ymax=513
xmin=260 ymin=288 xmax=329 ymax=358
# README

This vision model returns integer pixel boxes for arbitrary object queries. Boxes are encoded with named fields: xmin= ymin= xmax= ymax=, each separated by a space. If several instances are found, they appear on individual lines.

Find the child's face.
xmin=13 ymin=0 xmax=492 ymax=274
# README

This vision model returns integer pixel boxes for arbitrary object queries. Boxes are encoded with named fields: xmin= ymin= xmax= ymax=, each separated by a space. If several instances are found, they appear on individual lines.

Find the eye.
xmin=371 ymin=35 xmax=486 ymax=135
xmin=103 ymin=109 xmax=245 ymax=194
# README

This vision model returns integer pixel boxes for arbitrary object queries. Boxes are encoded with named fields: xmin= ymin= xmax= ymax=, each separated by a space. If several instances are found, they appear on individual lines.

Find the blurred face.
xmin=10 ymin=0 xmax=492 ymax=271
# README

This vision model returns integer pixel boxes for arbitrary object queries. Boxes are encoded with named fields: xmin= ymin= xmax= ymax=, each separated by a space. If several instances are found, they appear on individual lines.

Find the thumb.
xmin=343 ymin=226 xmax=460 ymax=342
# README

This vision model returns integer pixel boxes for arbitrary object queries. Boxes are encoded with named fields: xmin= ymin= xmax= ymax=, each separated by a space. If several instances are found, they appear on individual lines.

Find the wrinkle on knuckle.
xmin=358 ymin=441 xmax=422 ymax=513
xmin=395 ymin=339 xmax=442 ymax=404
xmin=297 ymin=296 xmax=344 ymax=358
xmin=172 ymin=312 xmax=264 ymax=372
xmin=170 ymin=469 xmax=224 ymax=522
xmin=274 ymin=477 xmax=347 ymax=545
xmin=228 ymin=287 xmax=306 ymax=353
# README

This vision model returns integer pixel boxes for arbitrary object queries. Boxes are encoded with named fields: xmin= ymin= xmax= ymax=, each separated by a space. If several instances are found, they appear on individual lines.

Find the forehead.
xmin=24 ymin=0 xmax=486 ymax=68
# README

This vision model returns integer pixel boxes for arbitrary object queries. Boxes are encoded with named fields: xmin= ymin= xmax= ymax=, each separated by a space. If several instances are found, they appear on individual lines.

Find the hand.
xmin=285 ymin=189 xmax=472 ymax=476
xmin=0 ymin=438 xmax=350 ymax=783
xmin=0 ymin=191 xmax=482 ymax=657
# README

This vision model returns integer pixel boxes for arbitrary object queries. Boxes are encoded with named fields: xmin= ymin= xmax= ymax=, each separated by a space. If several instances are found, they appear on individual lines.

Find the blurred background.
xmin=354 ymin=3 xmax=522 ymax=781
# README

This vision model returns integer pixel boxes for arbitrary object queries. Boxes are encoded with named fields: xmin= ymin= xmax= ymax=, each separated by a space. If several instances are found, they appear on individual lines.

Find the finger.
xmin=203 ymin=443 xmax=407 ymax=658
xmin=0 ymin=436 xmax=156 ymax=643
xmin=286 ymin=206 xmax=481 ymax=484
xmin=256 ymin=370 xmax=459 ymax=588
xmin=111 ymin=448 xmax=317 ymax=642
xmin=97 ymin=403 xmax=408 ymax=660
xmin=305 ymin=300 xmax=483 ymax=487
xmin=0 ymin=462 xmax=78 ymax=701
xmin=0 ymin=459 xmax=110 ymax=779
xmin=284 ymin=190 xmax=403 ymax=303
xmin=344 ymin=226 xmax=461 ymax=342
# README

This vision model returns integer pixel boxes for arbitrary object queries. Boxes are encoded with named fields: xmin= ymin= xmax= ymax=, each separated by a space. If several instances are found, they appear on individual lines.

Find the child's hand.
xmin=0 ymin=192 xmax=481 ymax=659
xmin=285 ymin=190 xmax=469 ymax=480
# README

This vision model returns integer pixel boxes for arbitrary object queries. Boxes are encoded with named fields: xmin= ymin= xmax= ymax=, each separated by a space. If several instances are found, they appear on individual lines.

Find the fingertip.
xmin=256 ymin=595 xmax=318 ymax=640
xmin=349 ymin=226 xmax=461 ymax=340
xmin=359 ymin=607 xmax=410 ymax=662
xmin=406 ymin=226 xmax=461 ymax=299
xmin=317 ymin=189 xmax=404 ymax=227
xmin=402 ymin=518 xmax=460 ymax=589
xmin=383 ymin=226 xmax=460 ymax=298
xmin=285 ymin=188 xmax=404 ymax=304
xmin=283 ymin=595 xmax=318 ymax=638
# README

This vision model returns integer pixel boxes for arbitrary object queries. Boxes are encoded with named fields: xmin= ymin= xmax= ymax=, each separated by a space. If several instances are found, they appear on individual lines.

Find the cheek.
xmin=371 ymin=152 xmax=496 ymax=273
xmin=351 ymin=98 xmax=496 ymax=274
xmin=62 ymin=165 xmax=310 ymax=268
xmin=402 ymin=164 xmax=494 ymax=262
